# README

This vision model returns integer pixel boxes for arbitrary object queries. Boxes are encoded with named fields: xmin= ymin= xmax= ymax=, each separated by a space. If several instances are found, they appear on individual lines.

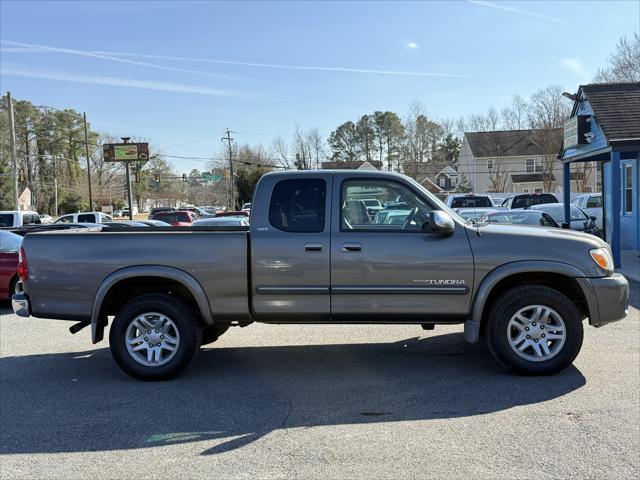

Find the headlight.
xmin=590 ymin=248 xmax=613 ymax=272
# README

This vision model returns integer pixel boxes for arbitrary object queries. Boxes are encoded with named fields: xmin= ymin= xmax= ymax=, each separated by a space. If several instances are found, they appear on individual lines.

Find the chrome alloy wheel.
xmin=125 ymin=313 xmax=180 ymax=367
xmin=507 ymin=305 xmax=566 ymax=362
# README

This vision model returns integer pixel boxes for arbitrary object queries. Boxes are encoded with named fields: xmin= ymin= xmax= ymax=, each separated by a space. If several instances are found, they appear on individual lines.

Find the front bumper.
xmin=581 ymin=273 xmax=630 ymax=326
xmin=11 ymin=292 xmax=30 ymax=318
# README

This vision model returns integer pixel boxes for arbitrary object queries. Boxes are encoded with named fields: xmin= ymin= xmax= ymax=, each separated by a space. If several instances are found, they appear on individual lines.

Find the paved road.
xmin=1 ymin=283 xmax=638 ymax=479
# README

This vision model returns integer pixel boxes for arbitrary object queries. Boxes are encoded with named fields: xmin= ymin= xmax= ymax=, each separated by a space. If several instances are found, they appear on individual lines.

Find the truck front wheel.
xmin=486 ymin=285 xmax=584 ymax=375
xmin=109 ymin=294 xmax=202 ymax=380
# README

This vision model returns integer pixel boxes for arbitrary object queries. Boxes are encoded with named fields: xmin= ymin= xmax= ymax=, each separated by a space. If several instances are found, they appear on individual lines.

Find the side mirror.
xmin=429 ymin=210 xmax=455 ymax=235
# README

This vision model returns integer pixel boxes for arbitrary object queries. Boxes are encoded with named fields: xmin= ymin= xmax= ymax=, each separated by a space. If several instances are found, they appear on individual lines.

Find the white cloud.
xmin=561 ymin=57 xmax=589 ymax=79
xmin=467 ymin=0 xmax=567 ymax=24
xmin=89 ymin=49 xmax=470 ymax=78
xmin=0 ymin=63 xmax=244 ymax=97
xmin=406 ymin=42 xmax=418 ymax=49
xmin=1 ymin=40 xmax=237 ymax=79
xmin=2 ymin=39 xmax=472 ymax=78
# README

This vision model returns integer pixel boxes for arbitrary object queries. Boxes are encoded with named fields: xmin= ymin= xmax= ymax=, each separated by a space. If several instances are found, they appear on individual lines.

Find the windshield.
xmin=450 ymin=196 xmax=493 ymax=208
xmin=511 ymin=194 xmax=557 ymax=209
xmin=0 ymin=213 xmax=15 ymax=227
xmin=154 ymin=212 xmax=191 ymax=223
xmin=537 ymin=205 xmax=587 ymax=222
xmin=485 ymin=211 xmax=556 ymax=227
xmin=0 ymin=230 xmax=22 ymax=252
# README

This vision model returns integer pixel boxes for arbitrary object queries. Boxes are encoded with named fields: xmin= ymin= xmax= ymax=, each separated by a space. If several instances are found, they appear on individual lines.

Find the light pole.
xmin=6 ymin=92 xmax=19 ymax=210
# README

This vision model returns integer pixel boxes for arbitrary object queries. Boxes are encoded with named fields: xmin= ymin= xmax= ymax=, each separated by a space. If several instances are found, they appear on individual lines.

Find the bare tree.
xmin=572 ymin=161 xmax=595 ymax=192
xmin=468 ymin=108 xmax=500 ymax=132
xmin=270 ymin=136 xmax=291 ymax=170
xmin=527 ymin=85 xmax=569 ymax=191
xmin=486 ymin=157 xmax=510 ymax=192
xmin=501 ymin=95 xmax=528 ymax=130
xmin=594 ymin=32 xmax=640 ymax=82
xmin=307 ymin=128 xmax=325 ymax=169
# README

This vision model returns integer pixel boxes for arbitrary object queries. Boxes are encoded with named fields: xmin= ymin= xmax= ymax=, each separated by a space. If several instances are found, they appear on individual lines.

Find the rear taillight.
xmin=17 ymin=247 xmax=28 ymax=281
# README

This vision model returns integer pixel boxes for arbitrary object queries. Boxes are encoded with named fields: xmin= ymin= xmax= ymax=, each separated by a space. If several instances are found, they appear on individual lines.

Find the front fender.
xmin=90 ymin=265 xmax=214 ymax=343
xmin=464 ymin=260 xmax=591 ymax=344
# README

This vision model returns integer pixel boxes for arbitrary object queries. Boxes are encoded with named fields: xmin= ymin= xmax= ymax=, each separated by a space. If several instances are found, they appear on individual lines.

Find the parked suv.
xmin=502 ymin=193 xmax=558 ymax=209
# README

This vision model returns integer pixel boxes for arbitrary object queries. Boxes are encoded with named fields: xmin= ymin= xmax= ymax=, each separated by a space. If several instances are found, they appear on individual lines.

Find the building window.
xmin=624 ymin=164 xmax=633 ymax=215
xmin=523 ymin=188 xmax=530 ymax=193
xmin=534 ymin=188 xmax=543 ymax=194
xmin=438 ymin=177 xmax=446 ymax=187
xmin=487 ymin=159 xmax=494 ymax=170
xmin=526 ymin=158 xmax=543 ymax=173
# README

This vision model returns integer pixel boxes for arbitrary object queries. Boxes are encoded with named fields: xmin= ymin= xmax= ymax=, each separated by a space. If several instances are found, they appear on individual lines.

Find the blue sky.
xmin=1 ymin=0 xmax=638 ymax=173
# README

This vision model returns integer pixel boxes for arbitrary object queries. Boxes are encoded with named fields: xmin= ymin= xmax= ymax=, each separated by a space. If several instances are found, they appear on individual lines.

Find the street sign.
xmin=202 ymin=174 xmax=222 ymax=182
xmin=103 ymin=142 xmax=149 ymax=162
xmin=563 ymin=115 xmax=591 ymax=149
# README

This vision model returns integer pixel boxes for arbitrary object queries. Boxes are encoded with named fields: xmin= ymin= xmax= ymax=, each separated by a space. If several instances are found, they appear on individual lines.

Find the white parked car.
xmin=39 ymin=214 xmax=54 ymax=224
xmin=0 ymin=210 xmax=41 ymax=228
xmin=572 ymin=193 xmax=603 ymax=229
xmin=55 ymin=212 xmax=113 ymax=224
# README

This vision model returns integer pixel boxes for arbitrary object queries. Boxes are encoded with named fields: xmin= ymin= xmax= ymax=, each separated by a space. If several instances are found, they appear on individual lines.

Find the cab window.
xmin=56 ymin=215 xmax=73 ymax=224
xmin=341 ymin=180 xmax=433 ymax=231
xmin=78 ymin=213 xmax=96 ymax=223
xmin=586 ymin=196 xmax=602 ymax=208
xmin=269 ymin=178 xmax=326 ymax=233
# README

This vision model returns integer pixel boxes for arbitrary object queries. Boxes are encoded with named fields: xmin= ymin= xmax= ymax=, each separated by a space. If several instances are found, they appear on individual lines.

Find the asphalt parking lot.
xmin=1 ymin=282 xmax=638 ymax=479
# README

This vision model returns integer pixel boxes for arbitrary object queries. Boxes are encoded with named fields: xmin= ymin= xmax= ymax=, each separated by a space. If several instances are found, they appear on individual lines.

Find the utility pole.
xmin=83 ymin=112 xmax=93 ymax=211
xmin=54 ymin=178 xmax=58 ymax=218
xmin=7 ymin=92 xmax=19 ymax=210
xmin=121 ymin=137 xmax=134 ymax=220
xmin=222 ymin=128 xmax=235 ymax=210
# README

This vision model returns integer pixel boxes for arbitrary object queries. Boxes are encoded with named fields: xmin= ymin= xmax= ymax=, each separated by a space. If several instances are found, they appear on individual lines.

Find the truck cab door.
xmin=330 ymin=174 xmax=474 ymax=321
xmin=250 ymin=172 xmax=332 ymax=321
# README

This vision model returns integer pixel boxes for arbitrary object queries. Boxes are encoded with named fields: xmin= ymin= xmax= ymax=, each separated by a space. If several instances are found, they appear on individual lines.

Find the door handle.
xmin=304 ymin=243 xmax=323 ymax=252
xmin=342 ymin=243 xmax=362 ymax=252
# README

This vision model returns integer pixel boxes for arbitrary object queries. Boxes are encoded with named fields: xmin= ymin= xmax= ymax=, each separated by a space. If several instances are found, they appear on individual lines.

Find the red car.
xmin=214 ymin=211 xmax=250 ymax=218
xmin=0 ymin=231 xmax=21 ymax=300
xmin=148 ymin=210 xmax=197 ymax=226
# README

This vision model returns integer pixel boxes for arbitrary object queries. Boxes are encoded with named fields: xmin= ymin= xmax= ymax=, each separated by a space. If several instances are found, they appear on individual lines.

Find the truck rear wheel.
xmin=486 ymin=285 xmax=583 ymax=375
xmin=201 ymin=325 xmax=230 ymax=346
xmin=109 ymin=294 xmax=202 ymax=380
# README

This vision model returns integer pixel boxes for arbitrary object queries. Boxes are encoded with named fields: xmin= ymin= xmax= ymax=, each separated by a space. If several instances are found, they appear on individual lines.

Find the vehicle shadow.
xmin=628 ymin=280 xmax=639 ymax=310
xmin=0 ymin=332 xmax=586 ymax=456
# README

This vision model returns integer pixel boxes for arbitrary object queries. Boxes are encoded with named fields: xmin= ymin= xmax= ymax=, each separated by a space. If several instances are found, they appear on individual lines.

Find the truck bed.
xmin=22 ymin=228 xmax=250 ymax=321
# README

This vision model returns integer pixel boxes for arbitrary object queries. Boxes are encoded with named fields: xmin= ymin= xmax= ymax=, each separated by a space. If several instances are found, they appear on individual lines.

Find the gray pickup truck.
xmin=12 ymin=170 xmax=630 ymax=380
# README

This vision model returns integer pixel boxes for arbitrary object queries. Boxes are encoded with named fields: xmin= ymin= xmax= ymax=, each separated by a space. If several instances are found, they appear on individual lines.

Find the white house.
xmin=458 ymin=129 xmax=599 ymax=194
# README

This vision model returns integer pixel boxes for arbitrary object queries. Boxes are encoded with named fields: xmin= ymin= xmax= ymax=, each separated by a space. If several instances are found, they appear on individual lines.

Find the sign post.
xmin=103 ymin=140 xmax=149 ymax=220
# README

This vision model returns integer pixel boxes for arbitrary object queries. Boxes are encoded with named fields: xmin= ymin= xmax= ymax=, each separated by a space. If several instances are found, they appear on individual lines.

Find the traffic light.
xmin=134 ymin=170 xmax=141 ymax=183
xmin=182 ymin=173 xmax=187 ymax=182
xmin=155 ymin=173 xmax=160 ymax=183
xmin=18 ymin=168 xmax=25 ymax=182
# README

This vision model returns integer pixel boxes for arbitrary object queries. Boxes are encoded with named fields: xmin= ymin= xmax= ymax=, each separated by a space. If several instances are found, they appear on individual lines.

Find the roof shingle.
xmin=464 ymin=129 xmax=563 ymax=157
xmin=580 ymin=82 xmax=640 ymax=143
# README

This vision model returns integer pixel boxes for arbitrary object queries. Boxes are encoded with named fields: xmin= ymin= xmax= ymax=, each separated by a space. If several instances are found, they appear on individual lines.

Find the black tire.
xmin=486 ymin=285 xmax=584 ymax=375
xmin=8 ymin=275 xmax=19 ymax=298
xmin=201 ymin=325 xmax=230 ymax=346
xmin=109 ymin=293 xmax=202 ymax=380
